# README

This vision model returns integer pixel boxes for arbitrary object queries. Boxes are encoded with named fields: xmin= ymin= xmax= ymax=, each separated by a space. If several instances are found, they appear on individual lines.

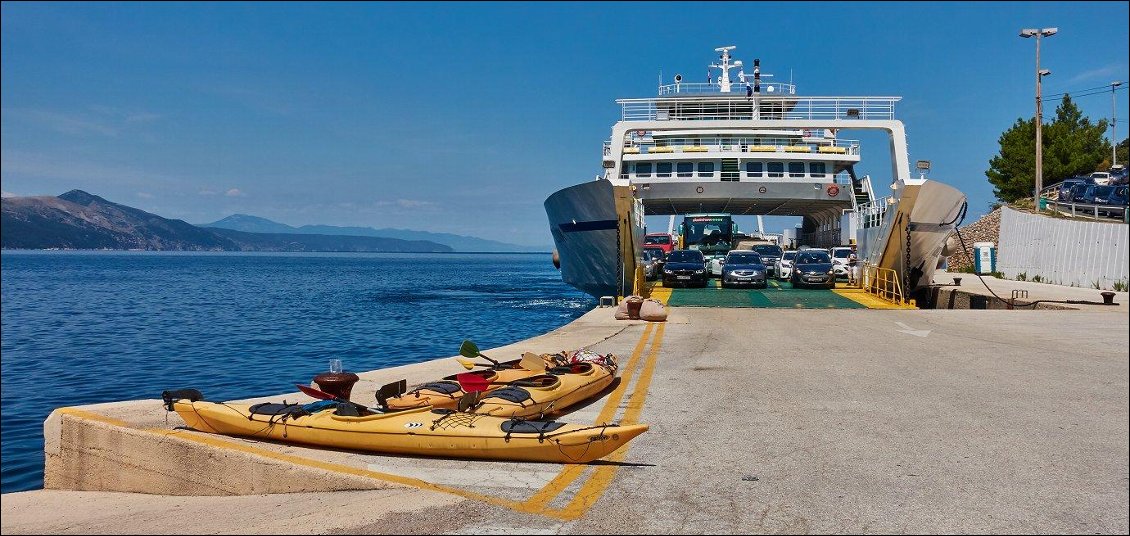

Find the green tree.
xmin=1116 ymin=137 xmax=1129 ymax=167
xmin=986 ymin=94 xmax=1111 ymax=203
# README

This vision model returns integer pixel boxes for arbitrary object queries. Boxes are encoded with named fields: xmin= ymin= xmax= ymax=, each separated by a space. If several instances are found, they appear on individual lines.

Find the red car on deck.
xmin=644 ymin=233 xmax=675 ymax=255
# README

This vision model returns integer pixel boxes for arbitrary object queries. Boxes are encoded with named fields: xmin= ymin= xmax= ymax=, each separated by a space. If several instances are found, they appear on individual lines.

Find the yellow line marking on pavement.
xmin=521 ymin=323 xmax=655 ymax=509
xmin=833 ymin=288 xmax=917 ymax=309
xmin=57 ymin=407 xmax=133 ymax=427
xmin=770 ymin=280 xmax=781 ymax=290
xmin=545 ymin=323 xmax=666 ymax=521
xmin=649 ymin=286 xmax=672 ymax=304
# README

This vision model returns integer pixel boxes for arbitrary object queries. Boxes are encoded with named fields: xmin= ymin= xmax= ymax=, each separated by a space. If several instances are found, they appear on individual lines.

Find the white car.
xmin=707 ymin=255 xmax=726 ymax=277
xmin=1089 ymin=172 xmax=1112 ymax=186
xmin=830 ymin=246 xmax=853 ymax=278
xmin=775 ymin=250 xmax=798 ymax=280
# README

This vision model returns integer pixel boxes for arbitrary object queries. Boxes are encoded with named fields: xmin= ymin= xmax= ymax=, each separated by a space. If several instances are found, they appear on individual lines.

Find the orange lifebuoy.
xmin=827 ymin=185 xmax=840 ymax=197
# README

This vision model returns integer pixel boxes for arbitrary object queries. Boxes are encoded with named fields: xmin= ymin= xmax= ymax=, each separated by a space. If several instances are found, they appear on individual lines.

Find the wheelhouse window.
xmin=788 ymin=162 xmax=805 ymax=178
xmin=636 ymin=163 xmax=652 ymax=177
xmin=697 ymin=161 xmax=715 ymax=176
xmin=656 ymin=162 xmax=672 ymax=178
xmin=745 ymin=161 xmax=764 ymax=177
xmin=810 ymin=162 xmax=827 ymax=178
xmin=677 ymin=162 xmax=694 ymax=177
xmin=767 ymin=162 xmax=784 ymax=178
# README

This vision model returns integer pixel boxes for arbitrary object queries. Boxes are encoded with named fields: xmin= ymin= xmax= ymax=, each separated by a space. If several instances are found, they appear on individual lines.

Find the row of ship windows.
xmin=631 ymin=161 xmax=829 ymax=178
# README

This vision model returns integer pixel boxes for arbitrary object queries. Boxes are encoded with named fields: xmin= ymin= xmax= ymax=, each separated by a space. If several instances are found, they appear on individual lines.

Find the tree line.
xmin=986 ymin=94 xmax=1120 ymax=203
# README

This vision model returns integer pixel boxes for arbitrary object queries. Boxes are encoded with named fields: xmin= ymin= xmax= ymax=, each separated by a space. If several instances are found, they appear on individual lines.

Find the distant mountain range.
xmin=0 ymin=191 xmax=452 ymax=253
xmin=202 ymin=214 xmax=547 ymax=252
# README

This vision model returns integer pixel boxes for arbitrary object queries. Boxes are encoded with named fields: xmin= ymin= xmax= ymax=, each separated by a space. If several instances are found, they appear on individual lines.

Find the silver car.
xmin=721 ymin=251 xmax=768 ymax=289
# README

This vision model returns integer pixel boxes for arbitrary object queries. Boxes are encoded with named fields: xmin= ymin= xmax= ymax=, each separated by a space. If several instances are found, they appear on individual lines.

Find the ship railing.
xmin=657 ymin=81 xmax=796 ymax=96
xmin=855 ymin=196 xmax=890 ymax=229
xmin=617 ymin=96 xmax=900 ymax=122
xmin=861 ymin=263 xmax=909 ymax=306
xmin=614 ymin=137 xmax=860 ymax=156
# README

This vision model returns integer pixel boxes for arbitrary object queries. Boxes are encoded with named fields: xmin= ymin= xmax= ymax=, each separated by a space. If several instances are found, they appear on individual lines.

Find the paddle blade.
xmin=455 ymin=357 xmax=476 ymax=370
xmin=455 ymin=372 xmax=490 ymax=393
xmin=296 ymin=383 xmax=336 ymax=401
xmin=459 ymin=339 xmax=480 ymax=358
xmin=520 ymin=352 xmax=547 ymax=371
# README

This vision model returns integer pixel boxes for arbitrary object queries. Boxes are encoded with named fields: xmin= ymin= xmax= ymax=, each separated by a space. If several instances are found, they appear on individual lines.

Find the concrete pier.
xmin=2 ymin=287 xmax=1127 ymax=534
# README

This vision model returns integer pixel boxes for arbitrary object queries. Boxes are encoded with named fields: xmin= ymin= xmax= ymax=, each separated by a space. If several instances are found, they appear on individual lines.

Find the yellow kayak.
xmin=169 ymin=398 xmax=647 ymax=464
xmin=384 ymin=359 xmax=544 ymax=411
xmin=473 ymin=362 xmax=615 ymax=418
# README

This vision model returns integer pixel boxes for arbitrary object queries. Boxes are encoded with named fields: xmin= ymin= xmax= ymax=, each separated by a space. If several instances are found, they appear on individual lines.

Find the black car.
xmin=662 ymin=249 xmax=708 ymax=288
xmin=721 ymin=251 xmax=767 ymax=289
xmin=790 ymin=250 xmax=835 ymax=289
xmin=750 ymin=244 xmax=784 ymax=276
xmin=1056 ymin=177 xmax=1094 ymax=201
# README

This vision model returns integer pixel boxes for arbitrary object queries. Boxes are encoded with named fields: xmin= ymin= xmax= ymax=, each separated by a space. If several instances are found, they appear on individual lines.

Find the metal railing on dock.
xmin=861 ymin=263 xmax=910 ymax=306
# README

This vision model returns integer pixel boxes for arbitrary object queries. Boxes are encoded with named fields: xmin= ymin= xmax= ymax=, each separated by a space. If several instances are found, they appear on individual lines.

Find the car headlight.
xmin=827 ymin=269 xmax=835 ymax=275
xmin=663 ymin=268 xmax=673 ymax=274
xmin=695 ymin=269 xmax=705 ymax=274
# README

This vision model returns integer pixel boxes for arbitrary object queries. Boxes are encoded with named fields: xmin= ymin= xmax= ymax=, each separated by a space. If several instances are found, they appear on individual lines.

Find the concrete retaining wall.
xmin=998 ymin=206 xmax=1129 ymax=290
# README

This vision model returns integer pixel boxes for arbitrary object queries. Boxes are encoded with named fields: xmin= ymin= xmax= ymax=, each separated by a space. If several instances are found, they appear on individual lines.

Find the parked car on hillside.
xmin=1089 ymin=172 xmax=1113 ymax=186
xmin=1055 ymin=177 xmax=1094 ymax=201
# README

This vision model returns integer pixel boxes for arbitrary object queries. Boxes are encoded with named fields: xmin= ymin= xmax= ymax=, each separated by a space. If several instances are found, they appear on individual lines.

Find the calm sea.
xmin=0 ymin=251 xmax=594 ymax=493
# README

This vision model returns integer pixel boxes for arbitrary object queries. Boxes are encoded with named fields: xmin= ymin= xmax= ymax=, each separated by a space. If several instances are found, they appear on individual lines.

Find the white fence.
xmin=997 ymin=207 xmax=1129 ymax=290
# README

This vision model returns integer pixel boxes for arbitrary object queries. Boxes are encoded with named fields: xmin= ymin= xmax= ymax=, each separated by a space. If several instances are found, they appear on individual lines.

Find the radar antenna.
xmin=709 ymin=45 xmax=740 ymax=93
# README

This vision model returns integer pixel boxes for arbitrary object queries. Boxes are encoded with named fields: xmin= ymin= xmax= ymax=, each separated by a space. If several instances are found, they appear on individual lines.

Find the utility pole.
xmin=1020 ymin=28 xmax=1057 ymax=210
xmin=1113 ymin=81 xmax=1123 ymax=167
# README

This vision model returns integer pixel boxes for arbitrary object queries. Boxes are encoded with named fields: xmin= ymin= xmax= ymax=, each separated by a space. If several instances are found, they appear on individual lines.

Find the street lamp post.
xmin=1020 ymin=27 xmax=1057 ymax=211
xmin=1113 ymin=81 xmax=1124 ymax=167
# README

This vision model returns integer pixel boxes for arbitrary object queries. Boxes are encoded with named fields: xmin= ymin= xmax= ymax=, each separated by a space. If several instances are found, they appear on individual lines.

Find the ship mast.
xmin=709 ymin=46 xmax=741 ymax=93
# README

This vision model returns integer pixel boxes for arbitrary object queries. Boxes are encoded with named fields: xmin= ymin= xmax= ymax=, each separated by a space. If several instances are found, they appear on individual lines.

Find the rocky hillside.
xmin=946 ymin=208 xmax=1001 ymax=271
xmin=2 ymin=190 xmax=238 ymax=250
xmin=1 ymin=190 xmax=452 ymax=253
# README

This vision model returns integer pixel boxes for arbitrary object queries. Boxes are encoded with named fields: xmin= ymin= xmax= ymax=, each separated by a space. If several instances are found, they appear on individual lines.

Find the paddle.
xmin=459 ymin=340 xmax=502 ymax=368
xmin=296 ymin=384 xmax=378 ymax=414
xmin=458 ymin=352 xmax=546 ymax=371
xmin=455 ymin=356 xmax=497 ymax=370
xmin=519 ymin=352 xmax=548 ymax=372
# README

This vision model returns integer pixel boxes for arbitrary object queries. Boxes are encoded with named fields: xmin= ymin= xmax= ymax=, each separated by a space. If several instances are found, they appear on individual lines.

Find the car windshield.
xmin=643 ymin=249 xmax=664 ymax=260
xmin=752 ymin=245 xmax=783 ymax=256
xmin=797 ymin=252 xmax=831 ymax=264
xmin=667 ymin=251 xmax=703 ymax=263
xmin=782 ymin=251 xmax=796 ymax=261
xmin=726 ymin=253 xmax=762 ymax=265
xmin=833 ymin=249 xmax=852 ymax=258
xmin=644 ymin=235 xmax=671 ymax=245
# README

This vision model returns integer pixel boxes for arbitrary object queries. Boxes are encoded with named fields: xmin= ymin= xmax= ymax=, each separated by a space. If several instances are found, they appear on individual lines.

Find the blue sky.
xmin=2 ymin=2 xmax=1127 ymax=247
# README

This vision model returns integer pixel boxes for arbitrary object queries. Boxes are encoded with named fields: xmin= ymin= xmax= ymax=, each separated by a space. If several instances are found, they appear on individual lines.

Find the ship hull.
xmin=858 ymin=178 xmax=967 ymax=293
xmin=545 ymin=180 xmax=643 ymax=298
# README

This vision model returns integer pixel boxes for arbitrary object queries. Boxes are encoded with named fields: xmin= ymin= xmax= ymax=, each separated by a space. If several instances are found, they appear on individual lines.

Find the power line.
xmin=1044 ymin=83 xmax=1125 ymax=99
xmin=1044 ymin=85 xmax=1127 ymax=102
